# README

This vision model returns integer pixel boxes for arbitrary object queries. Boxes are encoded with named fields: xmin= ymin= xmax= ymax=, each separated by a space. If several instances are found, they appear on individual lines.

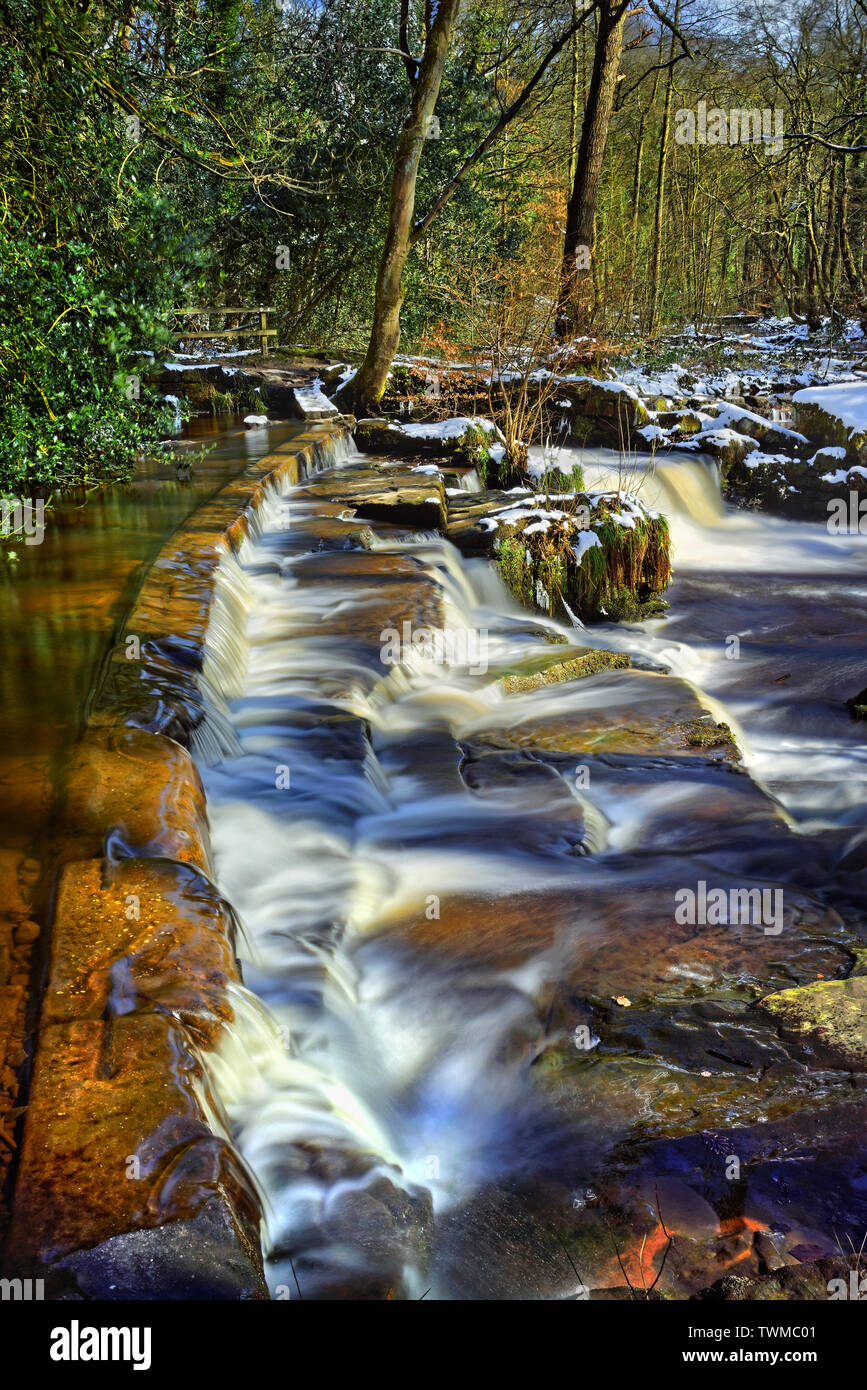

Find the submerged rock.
xmin=497 ymin=649 xmax=630 ymax=693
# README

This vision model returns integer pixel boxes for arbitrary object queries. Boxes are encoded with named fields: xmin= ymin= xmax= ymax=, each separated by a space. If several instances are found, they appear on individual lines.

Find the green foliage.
xmin=0 ymin=1 xmax=197 ymax=492
xmin=537 ymin=462 xmax=585 ymax=493
xmin=495 ymin=497 xmax=671 ymax=622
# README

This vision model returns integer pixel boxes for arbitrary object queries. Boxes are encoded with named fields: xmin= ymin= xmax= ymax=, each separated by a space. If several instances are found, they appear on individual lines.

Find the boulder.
xmin=792 ymin=382 xmax=867 ymax=464
xmin=559 ymin=378 xmax=650 ymax=446
xmin=711 ymin=402 xmax=810 ymax=455
xmin=354 ymin=416 xmax=503 ymax=460
xmin=692 ymin=428 xmax=760 ymax=470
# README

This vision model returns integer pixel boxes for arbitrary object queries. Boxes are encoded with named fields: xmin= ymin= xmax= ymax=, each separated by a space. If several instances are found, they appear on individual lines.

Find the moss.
xmin=493 ymin=495 xmax=671 ymax=624
xmin=454 ymin=423 xmax=498 ymax=466
xmin=759 ymin=975 xmax=867 ymax=1070
xmin=537 ymin=462 xmax=585 ymax=493
xmin=495 ymin=535 xmax=534 ymax=608
xmin=680 ymin=719 xmax=735 ymax=749
xmin=569 ymin=411 xmax=596 ymax=445
xmin=487 ymin=451 xmax=527 ymax=490
xmin=499 ymin=649 xmax=630 ymax=693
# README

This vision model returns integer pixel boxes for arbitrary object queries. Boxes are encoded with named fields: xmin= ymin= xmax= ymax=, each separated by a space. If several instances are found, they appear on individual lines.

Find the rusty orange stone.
xmin=44 ymin=858 xmax=239 ymax=1050
xmin=5 ymin=1014 xmax=259 ymax=1272
xmin=61 ymin=728 xmax=211 ymax=873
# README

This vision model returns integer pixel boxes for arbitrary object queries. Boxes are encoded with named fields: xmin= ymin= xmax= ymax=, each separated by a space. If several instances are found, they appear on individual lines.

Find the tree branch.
xmin=409 ymin=4 xmax=596 ymax=247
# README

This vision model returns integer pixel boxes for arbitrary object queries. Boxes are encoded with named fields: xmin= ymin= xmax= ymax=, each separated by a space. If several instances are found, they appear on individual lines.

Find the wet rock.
xmin=693 ymin=1254 xmax=854 ymax=1301
xmin=497 ymin=649 xmax=630 ymax=693
xmin=465 ymin=669 xmax=738 ymax=761
xmin=758 ymin=974 xmax=867 ymax=1070
xmin=62 ymin=728 xmax=212 ymax=873
xmin=306 ymin=462 xmax=447 ymax=530
xmin=4 ymin=1015 xmax=264 ymax=1294
xmin=847 ymin=685 xmax=867 ymax=720
xmin=44 ymin=858 xmax=240 ymax=1050
xmin=541 ymin=996 xmax=844 ymax=1145
xmin=53 ymin=1197 xmax=267 ymax=1300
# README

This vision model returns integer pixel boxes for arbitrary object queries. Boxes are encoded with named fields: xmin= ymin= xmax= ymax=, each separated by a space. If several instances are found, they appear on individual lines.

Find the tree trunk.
xmin=647 ymin=0 xmax=681 ymax=335
xmin=557 ymin=0 xmax=627 ymax=334
xmin=340 ymin=0 xmax=462 ymax=415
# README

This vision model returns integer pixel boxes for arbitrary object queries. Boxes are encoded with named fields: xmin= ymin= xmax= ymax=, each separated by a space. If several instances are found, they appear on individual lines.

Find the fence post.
xmin=259 ymin=306 xmax=269 ymax=359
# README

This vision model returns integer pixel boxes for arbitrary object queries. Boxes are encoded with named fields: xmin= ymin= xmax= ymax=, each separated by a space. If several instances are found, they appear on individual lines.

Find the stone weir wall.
xmin=1 ymin=423 xmax=349 ymax=1300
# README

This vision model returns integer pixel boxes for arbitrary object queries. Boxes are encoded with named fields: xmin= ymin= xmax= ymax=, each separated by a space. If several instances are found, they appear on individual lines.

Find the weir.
xmin=5 ymin=425 xmax=865 ymax=1300
xmin=189 ymin=440 xmax=867 ymax=1299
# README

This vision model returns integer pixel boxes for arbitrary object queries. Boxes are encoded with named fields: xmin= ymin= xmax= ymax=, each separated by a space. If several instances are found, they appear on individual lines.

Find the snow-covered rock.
xmin=292 ymin=386 xmax=339 ymax=420
xmin=792 ymin=382 xmax=867 ymax=463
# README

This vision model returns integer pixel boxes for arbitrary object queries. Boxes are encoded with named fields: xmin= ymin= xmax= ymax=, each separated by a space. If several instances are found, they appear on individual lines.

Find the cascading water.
xmin=553 ymin=446 xmax=867 ymax=839
xmin=194 ymin=438 xmax=867 ymax=1300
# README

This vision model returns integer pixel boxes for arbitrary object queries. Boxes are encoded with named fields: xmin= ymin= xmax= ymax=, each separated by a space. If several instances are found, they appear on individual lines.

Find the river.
xmin=196 ymin=437 xmax=867 ymax=1299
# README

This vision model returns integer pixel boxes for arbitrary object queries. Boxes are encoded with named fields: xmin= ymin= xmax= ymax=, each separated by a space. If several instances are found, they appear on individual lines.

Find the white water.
xmin=544 ymin=445 xmax=867 ymax=837
xmin=195 ymin=439 xmax=867 ymax=1298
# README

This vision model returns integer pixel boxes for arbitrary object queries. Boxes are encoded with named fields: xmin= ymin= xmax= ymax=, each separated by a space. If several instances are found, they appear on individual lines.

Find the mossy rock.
xmin=679 ymin=718 xmax=736 ymax=751
xmin=758 ymin=975 xmax=867 ymax=1070
xmin=498 ymin=649 xmax=630 ymax=693
xmin=560 ymin=380 xmax=649 ymax=447
xmin=793 ymin=395 xmax=867 ymax=466
xmin=657 ymin=410 xmax=703 ymax=437
xmin=847 ymin=686 xmax=867 ymax=721
xmin=696 ymin=430 xmax=760 ymax=472
xmin=492 ymin=494 xmax=671 ymax=624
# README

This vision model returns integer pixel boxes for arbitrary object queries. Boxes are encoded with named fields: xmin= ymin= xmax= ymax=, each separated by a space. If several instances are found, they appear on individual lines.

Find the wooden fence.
xmin=172 ymin=306 xmax=277 ymax=356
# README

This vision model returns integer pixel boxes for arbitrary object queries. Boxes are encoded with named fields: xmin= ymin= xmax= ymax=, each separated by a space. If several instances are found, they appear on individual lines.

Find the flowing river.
xmin=195 ymin=437 xmax=867 ymax=1299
